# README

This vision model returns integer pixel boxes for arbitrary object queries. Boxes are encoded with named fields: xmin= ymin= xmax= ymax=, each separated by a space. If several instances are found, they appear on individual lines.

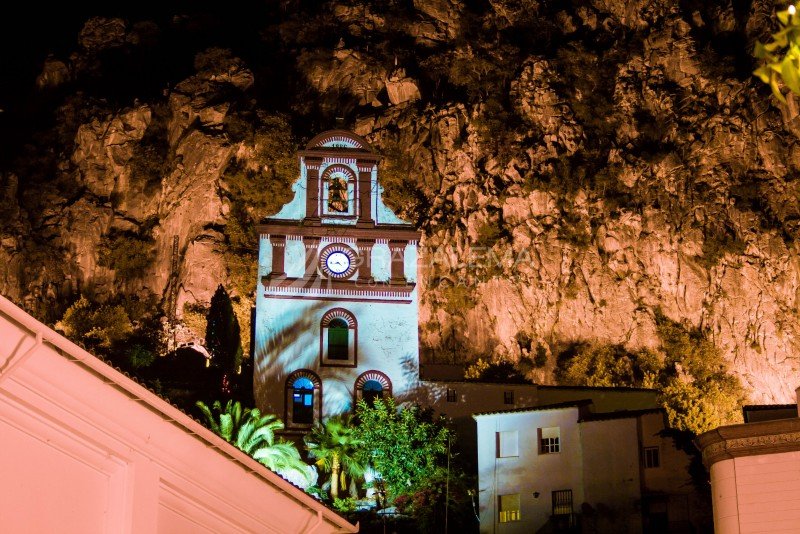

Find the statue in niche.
xmin=327 ymin=176 xmax=348 ymax=213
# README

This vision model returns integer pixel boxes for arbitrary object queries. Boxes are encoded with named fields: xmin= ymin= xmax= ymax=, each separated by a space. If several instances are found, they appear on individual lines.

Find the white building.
xmin=253 ymin=130 xmax=420 ymax=432
xmin=696 ymin=387 xmax=800 ymax=533
xmin=474 ymin=401 xmax=710 ymax=533
xmin=0 ymin=295 xmax=357 ymax=533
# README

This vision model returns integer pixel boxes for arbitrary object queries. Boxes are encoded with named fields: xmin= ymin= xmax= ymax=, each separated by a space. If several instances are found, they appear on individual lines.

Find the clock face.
xmin=319 ymin=244 xmax=358 ymax=279
xmin=326 ymin=251 xmax=351 ymax=274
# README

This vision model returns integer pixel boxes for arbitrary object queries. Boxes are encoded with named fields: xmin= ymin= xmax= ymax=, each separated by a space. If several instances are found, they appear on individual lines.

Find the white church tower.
xmin=253 ymin=130 xmax=420 ymax=433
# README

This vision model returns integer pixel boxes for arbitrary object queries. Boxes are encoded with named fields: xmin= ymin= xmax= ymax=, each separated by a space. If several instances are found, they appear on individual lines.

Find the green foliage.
xmin=304 ymin=414 xmax=366 ymax=500
xmin=355 ymin=398 xmax=450 ymax=505
xmin=463 ymin=358 xmax=489 ymax=380
xmin=376 ymin=139 xmax=426 ymax=224
xmin=205 ymin=285 xmax=243 ymax=375
xmin=472 ymin=97 xmax=523 ymax=164
xmin=195 ymin=400 xmax=312 ymax=486
xmin=221 ymin=111 xmax=297 ymax=222
xmin=57 ymin=296 xmax=133 ymax=350
xmin=126 ymin=344 xmax=156 ymax=368
xmin=655 ymin=313 xmax=747 ymax=434
xmin=754 ymin=7 xmax=800 ymax=102
xmin=557 ymin=343 xmax=661 ymax=389
xmin=474 ymin=219 xmax=503 ymax=247
xmin=464 ymin=358 xmax=528 ymax=383
xmin=219 ymin=111 xmax=297 ymax=356
xmin=533 ymin=343 xmax=549 ymax=368
xmin=440 ymin=283 xmax=476 ymax=316
xmin=700 ymin=224 xmax=747 ymax=268
xmin=223 ymin=204 xmax=257 ymax=356
xmin=557 ymin=211 xmax=593 ymax=248
xmin=332 ymin=497 xmax=358 ymax=513
xmin=98 ymin=230 xmax=156 ymax=278
xmin=556 ymin=313 xmax=746 ymax=435
xmin=182 ymin=302 xmax=208 ymax=338
xmin=56 ymin=294 xmax=162 ymax=370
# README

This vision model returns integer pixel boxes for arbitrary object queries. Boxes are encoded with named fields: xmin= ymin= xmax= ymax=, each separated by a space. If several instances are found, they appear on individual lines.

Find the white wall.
xmin=254 ymin=293 xmax=420 ymax=418
xmin=476 ymin=407 xmax=585 ymax=534
xmin=581 ymin=418 xmax=642 ymax=533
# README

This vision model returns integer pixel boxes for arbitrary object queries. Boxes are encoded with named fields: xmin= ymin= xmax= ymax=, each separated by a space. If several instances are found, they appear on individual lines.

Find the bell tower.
xmin=253 ymin=130 xmax=420 ymax=432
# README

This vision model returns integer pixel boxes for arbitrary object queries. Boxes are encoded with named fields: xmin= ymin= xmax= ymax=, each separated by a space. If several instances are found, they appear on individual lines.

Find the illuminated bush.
xmin=98 ymin=230 xmax=155 ymax=278
xmin=556 ymin=313 xmax=746 ymax=435
xmin=57 ymin=296 xmax=133 ymax=350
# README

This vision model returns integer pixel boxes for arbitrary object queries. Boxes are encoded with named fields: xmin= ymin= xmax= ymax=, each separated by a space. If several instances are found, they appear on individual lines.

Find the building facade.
xmin=474 ymin=402 xmax=711 ymax=533
xmin=253 ymin=130 xmax=420 ymax=431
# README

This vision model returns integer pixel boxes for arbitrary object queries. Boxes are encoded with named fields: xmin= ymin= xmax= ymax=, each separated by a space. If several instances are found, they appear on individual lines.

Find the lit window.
xmin=644 ymin=446 xmax=660 ymax=468
xmin=540 ymin=427 xmax=560 ymax=454
xmin=552 ymin=489 xmax=573 ymax=516
xmin=497 ymin=430 xmax=519 ymax=458
xmin=446 ymin=388 xmax=457 ymax=402
xmin=499 ymin=494 xmax=521 ymax=523
xmin=291 ymin=376 xmax=314 ymax=425
xmin=327 ymin=318 xmax=349 ymax=360
xmin=504 ymin=391 xmax=514 ymax=404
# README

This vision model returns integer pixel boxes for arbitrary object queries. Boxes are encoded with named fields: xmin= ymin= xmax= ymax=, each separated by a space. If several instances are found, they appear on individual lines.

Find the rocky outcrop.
xmin=4 ymin=1 xmax=800 ymax=403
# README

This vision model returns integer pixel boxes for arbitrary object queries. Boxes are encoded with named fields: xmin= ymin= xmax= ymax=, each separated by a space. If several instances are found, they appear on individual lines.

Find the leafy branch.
xmin=754 ymin=6 xmax=800 ymax=102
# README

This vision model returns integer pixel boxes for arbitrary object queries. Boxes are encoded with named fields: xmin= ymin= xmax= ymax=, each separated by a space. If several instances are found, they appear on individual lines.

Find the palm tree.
xmin=304 ymin=414 xmax=366 ymax=500
xmin=196 ymin=400 xmax=312 ymax=486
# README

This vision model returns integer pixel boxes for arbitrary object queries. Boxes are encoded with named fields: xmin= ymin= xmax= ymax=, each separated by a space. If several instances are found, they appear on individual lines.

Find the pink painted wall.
xmin=0 ymin=297 xmax=357 ymax=534
xmin=711 ymin=451 xmax=800 ymax=534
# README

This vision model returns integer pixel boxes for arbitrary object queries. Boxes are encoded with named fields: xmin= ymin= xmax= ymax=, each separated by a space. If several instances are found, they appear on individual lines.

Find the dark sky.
xmin=0 ymin=1 xmax=279 ymax=155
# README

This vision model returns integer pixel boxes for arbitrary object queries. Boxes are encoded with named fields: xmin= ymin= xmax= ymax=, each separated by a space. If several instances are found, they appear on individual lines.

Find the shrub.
xmin=439 ymin=284 xmax=476 ymax=316
xmin=464 ymin=357 xmax=528 ymax=383
xmin=182 ymin=302 xmax=208 ymax=338
xmin=557 ymin=343 xmax=661 ymax=389
xmin=98 ymin=230 xmax=155 ymax=278
xmin=221 ymin=111 xmax=297 ymax=222
xmin=533 ymin=343 xmax=548 ymax=368
xmin=555 ymin=313 xmax=746 ymax=435
xmin=56 ymin=296 xmax=133 ymax=350
xmin=376 ymin=139 xmax=426 ymax=224
xmin=699 ymin=223 xmax=746 ymax=268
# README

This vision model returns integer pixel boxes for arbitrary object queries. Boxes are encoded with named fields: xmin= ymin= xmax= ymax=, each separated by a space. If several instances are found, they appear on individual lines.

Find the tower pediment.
xmin=261 ymin=129 xmax=414 ymax=228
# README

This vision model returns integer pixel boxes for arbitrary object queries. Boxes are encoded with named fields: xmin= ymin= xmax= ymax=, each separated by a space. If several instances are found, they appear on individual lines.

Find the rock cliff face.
xmin=2 ymin=1 xmax=799 ymax=402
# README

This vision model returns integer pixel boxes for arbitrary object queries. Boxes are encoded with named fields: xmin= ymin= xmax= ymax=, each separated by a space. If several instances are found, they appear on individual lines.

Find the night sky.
xmin=0 ymin=1 xmax=283 ymax=158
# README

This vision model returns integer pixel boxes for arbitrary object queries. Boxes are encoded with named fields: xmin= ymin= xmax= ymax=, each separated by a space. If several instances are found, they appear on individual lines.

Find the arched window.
xmin=355 ymin=371 xmax=392 ymax=406
xmin=320 ymin=309 xmax=357 ymax=366
xmin=291 ymin=377 xmax=315 ymax=425
xmin=285 ymin=370 xmax=321 ymax=428
xmin=327 ymin=318 xmax=349 ymax=360
xmin=362 ymin=379 xmax=384 ymax=406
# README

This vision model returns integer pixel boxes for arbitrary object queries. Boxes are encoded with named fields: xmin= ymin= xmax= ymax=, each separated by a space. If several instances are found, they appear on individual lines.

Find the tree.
xmin=205 ymin=285 xmax=243 ymax=392
xmin=304 ymin=414 xmax=366 ymax=500
xmin=56 ymin=296 xmax=133 ymax=350
xmin=355 ymin=398 xmax=450 ymax=503
xmin=754 ymin=6 xmax=800 ymax=102
xmin=195 ymin=400 xmax=313 ymax=487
